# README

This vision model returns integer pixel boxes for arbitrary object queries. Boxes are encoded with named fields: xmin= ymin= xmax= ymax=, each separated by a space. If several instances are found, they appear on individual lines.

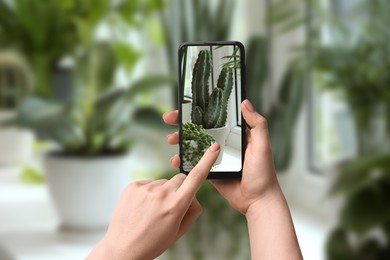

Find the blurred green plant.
xmin=310 ymin=45 xmax=390 ymax=156
xmin=244 ymin=0 xmax=307 ymax=171
xmin=306 ymin=0 xmax=390 ymax=155
xmin=6 ymin=42 xmax=173 ymax=155
xmin=266 ymin=0 xmax=307 ymax=34
xmin=327 ymin=154 xmax=390 ymax=260
xmin=306 ymin=1 xmax=390 ymax=259
xmin=21 ymin=165 xmax=45 ymax=184
xmin=0 ymin=51 xmax=33 ymax=109
xmin=0 ymin=0 xmax=164 ymax=99
xmin=246 ymin=35 xmax=306 ymax=171
xmin=159 ymin=0 xmax=235 ymax=106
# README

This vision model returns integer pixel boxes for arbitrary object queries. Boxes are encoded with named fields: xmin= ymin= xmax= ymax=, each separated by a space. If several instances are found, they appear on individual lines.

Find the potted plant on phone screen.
xmin=182 ymin=122 xmax=215 ymax=171
xmin=189 ymin=49 xmax=234 ymax=164
xmin=0 ymin=51 xmax=34 ymax=165
xmin=10 ymin=42 xmax=173 ymax=230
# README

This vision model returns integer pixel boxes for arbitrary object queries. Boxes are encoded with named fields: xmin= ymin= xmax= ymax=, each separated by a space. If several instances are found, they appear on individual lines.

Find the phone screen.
xmin=178 ymin=41 xmax=245 ymax=179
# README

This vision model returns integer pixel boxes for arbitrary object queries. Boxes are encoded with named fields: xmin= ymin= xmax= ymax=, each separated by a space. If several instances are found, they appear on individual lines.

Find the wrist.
xmin=95 ymin=236 xmax=153 ymax=260
xmin=245 ymin=182 xmax=286 ymax=221
xmin=87 ymin=239 xmax=116 ymax=260
xmin=88 ymin=237 xmax=138 ymax=260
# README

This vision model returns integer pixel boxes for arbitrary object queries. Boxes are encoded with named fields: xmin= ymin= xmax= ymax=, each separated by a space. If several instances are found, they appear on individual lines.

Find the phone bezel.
xmin=178 ymin=41 xmax=246 ymax=179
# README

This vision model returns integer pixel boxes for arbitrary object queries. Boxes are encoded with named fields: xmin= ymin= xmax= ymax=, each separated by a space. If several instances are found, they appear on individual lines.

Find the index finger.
xmin=177 ymin=143 xmax=220 ymax=204
xmin=162 ymin=110 xmax=178 ymax=126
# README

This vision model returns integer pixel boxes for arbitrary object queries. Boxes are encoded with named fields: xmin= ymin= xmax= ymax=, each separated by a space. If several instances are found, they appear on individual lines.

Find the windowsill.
xmin=213 ymin=145 xmax=241 ymax=172
xmin=226 ymin=127 xmax=241 ymax=150
xmin=0 ymin=168 xmax=102 ymax=260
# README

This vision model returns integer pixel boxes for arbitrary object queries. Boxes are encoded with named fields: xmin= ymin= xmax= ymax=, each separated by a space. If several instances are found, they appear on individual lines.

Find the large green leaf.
xmin=95 ymin=74 xmax=175 ymax=113
xmin=331 ymin=154 xmax=390 ymax=197
xmin=76 ymin=42 xmax=116 ymax=92
xmin=125 ymin=75 xmax=175 ymax=99
xmin=133 ymin=107 xmax=171 ymax=131
xmin=268 ymin=65 xmax=305 ymax=171
xmin=113 ymin=42 xmax=141 ymax=74
xmin=246 ymin=36 xmax=269 ymax=115
xmin=266 ymin=0 xmax=306 ymax=34
xmin=17 ymin=97 xmax=67 ymax=126
xmin=12 ymin=97 xmax=88 ymax=150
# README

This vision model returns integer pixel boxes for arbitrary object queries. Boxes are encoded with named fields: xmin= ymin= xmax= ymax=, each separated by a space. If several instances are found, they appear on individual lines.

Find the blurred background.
xmin=0 ymin=0 xmax=389 ymax=259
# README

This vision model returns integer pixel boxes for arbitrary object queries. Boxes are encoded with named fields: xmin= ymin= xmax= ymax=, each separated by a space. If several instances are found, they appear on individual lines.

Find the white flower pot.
xmin=205 ymin=126 xmax=229 ymax=165
xmin=44 ymin=154 xmax=132 ymax=231
xmin=0 ymin=111 xmax=34 ymax=165
xmin=182 ymin=101 xmax=192 ymax=123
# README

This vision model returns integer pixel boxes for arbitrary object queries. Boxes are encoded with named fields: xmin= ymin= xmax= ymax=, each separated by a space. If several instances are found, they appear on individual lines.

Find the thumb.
xmin=242 ymin=99 xmax=268 ymax=131
xmin=241 ymin=99 xmax=271 ymax=152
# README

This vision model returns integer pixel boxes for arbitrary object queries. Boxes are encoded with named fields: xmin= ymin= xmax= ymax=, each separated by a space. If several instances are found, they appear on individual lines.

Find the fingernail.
xmin=210 ymin=143 xmax=220 ymax=152
xmin=166 ymin=134 xmax=171 ymax=140
xmin=162 ymin=112 xmax=169 ymax=120
xmin=170 ymin=156 xmax=174 ymax=163
xmin=243 ymin=99 xmax=255 ymax=112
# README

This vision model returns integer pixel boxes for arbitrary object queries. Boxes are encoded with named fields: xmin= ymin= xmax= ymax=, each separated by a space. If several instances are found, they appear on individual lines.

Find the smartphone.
xmin=178 ymin=41 xmax=246 ymax=179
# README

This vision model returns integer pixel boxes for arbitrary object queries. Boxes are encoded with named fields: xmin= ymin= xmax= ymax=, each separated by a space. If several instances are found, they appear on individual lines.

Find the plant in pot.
xmin=0 ymin=51 xmax=34 ymax=165
xmin=9 ymin=42 xmax=173 ymax=230
xmin=0 ymin=0 xmax=163 ymax=100
xmin=188 ymin=49 xmax=234 ymax=165
xmin=182 ymin=122 xmax=215 ymax=171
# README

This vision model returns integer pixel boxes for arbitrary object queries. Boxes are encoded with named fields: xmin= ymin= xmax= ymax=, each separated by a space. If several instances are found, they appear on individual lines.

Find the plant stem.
xmin=32 ymin=53 xmax=52 ymax=99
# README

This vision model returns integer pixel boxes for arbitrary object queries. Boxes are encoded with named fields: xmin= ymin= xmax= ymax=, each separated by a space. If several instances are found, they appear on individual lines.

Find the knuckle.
xmin=166 ymin=198 xmax=181 ymax=216
xmin=158 ymin=189 xmax=169 ymax=199
xmin=177 ymin=173 xmax=187 ymax=178
xmin=151 ymin=189 xmax=168 ymax=201
xmin=168 ymin=202 xmax=178 ymax=214
xmin=174 ymin=173 xmax=187 ymax=182
xmin=132 ymin=182 xmax=143 ymax=188
xmin=125 ymin=182 xmax=139 ymax=191
xmin=193 ymin=202 xmax=202 ymax=214
xmin=256 ymin=115 xmax=268 ymax=129
xmin=122 ymin=181 xmax=142 ymax=196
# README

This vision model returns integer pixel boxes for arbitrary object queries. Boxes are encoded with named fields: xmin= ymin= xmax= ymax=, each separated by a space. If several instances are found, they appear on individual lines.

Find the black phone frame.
xmin=178 ymin=41 xmax=246 ymax=179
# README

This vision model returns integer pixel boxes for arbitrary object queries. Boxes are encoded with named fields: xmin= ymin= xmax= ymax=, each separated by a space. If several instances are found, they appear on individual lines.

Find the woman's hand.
xmin=87 ymin=143 xmax=220 ymax=260
xmin=163 ymin=99 xmax=281 ymax=215
xmin=164 ymin=99 xmax=302 ymax=260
